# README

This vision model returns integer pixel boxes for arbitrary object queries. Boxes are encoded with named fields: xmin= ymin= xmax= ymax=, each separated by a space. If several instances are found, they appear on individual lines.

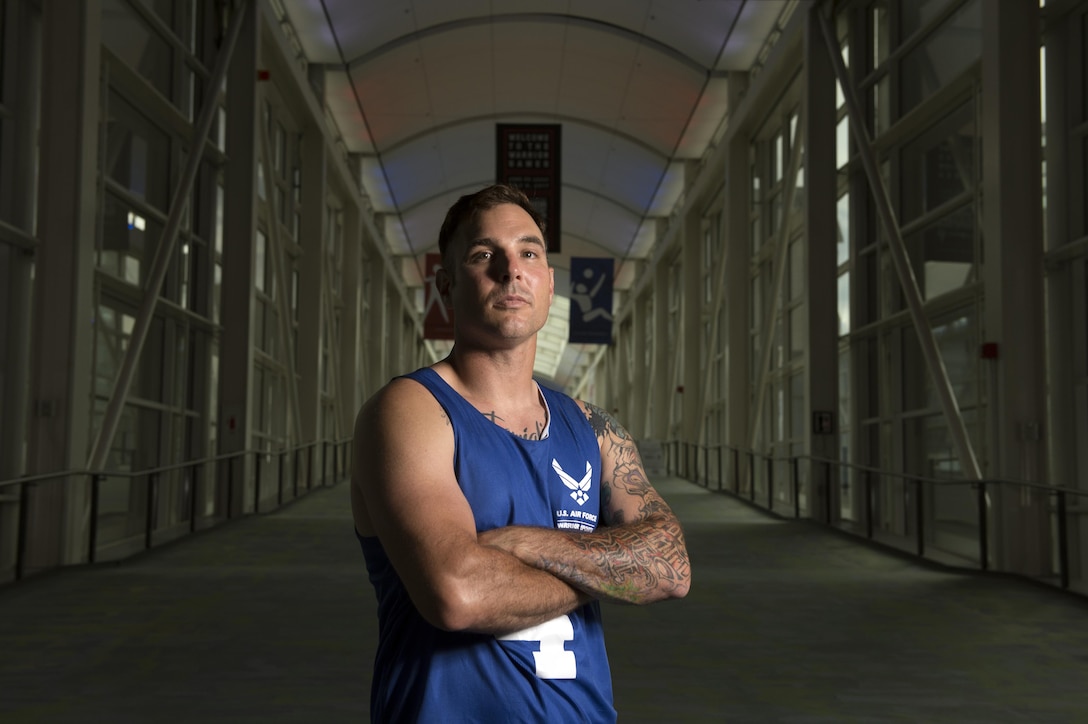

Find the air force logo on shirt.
xmin=552 ymin=458 xmax=592 ymax=506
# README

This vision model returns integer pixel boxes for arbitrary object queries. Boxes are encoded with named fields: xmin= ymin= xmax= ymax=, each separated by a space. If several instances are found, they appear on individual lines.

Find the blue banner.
xmin=569 ymin=258 xmax=614 ymax=344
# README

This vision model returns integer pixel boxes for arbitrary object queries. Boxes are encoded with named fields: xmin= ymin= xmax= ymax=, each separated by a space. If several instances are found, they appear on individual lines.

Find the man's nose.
xmin=495 ymin=252 xmax=521 ymax=281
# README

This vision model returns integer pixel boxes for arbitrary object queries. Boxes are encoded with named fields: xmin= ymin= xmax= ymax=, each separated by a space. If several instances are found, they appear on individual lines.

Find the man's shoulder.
xmin=355 ymin=372 xmax=443 ymax=431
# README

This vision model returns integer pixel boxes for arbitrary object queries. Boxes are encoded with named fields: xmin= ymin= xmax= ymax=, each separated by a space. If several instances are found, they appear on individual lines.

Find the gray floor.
xmin=1 ymin=477 xmax=1087 ymax=723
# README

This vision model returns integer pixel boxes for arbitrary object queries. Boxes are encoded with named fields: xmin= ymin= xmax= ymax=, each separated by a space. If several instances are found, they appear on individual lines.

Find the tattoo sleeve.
xmin=497 ymin=403 xmax=691 ymax=605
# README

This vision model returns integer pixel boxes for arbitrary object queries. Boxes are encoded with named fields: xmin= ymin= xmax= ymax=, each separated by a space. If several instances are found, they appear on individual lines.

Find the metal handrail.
xmin=1 ymin=437 xmax=353 ymax=584
xmin=661 ymin=438 xmax=1087 ymax=597
xmin=0 ymin=439 xmax=349 ymax=489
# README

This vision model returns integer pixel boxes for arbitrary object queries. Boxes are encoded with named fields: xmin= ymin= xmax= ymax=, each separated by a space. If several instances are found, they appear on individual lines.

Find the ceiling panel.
xmin=279 ymin=0 xmax=790 ymax=392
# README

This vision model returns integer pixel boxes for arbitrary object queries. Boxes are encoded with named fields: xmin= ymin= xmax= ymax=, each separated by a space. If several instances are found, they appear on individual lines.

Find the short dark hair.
xmin=437 ymin=184 xmax=547 ymax=266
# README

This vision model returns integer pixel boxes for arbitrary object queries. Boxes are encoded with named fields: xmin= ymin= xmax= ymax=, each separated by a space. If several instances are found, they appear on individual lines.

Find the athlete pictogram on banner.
xmin=423 ymin=252 xmax=454 ymax=340
xmin=568 ymin=258 xmax=613 ymax=344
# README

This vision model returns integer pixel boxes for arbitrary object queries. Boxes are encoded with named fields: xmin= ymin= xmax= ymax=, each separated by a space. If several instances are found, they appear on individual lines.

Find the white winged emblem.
xmin=552 ymin=458 xmax=592 ymax=506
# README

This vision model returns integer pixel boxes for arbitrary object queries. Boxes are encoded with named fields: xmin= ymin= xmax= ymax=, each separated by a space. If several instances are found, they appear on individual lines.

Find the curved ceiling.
xmin=280 ymin=0 xmax=792 ymax=389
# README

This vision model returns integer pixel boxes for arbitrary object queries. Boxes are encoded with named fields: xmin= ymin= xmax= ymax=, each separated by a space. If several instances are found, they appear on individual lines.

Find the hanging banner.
xmin=422 ymin=253 xmax=454 ymax=340
xmin=496 ymin=123 xmax=561 ymax=253
xmin=569 ymin=257 xmax=614 ymax=344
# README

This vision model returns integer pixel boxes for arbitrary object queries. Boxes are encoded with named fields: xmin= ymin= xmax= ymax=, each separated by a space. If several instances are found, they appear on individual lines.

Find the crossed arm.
xmin=352 ymin=378 xmax=590 ymax=634
xmin=479 ymin=403 xmax=690 ymax=605
xmin=352 ymin=380 xmax=689 ymax=636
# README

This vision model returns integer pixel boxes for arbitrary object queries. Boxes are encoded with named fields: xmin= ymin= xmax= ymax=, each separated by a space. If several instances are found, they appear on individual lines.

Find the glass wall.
xmin=748 ymin=84 xmax=805 ymax=506
xmin=837 ymin=0 xmax=984 ymax=559
xmin=94 ymin=0 xmax=221 ymax=553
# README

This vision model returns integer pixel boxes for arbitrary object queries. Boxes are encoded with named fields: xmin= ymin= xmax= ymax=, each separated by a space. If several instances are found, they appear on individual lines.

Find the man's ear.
xmin=435 ymin=266 xmax=453 ymax=306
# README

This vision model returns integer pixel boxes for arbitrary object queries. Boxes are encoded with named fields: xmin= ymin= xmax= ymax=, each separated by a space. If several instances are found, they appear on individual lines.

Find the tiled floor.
xmin=1 ymin=477 xmax=1087 ymax=722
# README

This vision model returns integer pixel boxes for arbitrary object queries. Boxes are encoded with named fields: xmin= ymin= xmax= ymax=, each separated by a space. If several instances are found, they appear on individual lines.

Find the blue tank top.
xmin=358 ymin=367 xmax=616 ymax=723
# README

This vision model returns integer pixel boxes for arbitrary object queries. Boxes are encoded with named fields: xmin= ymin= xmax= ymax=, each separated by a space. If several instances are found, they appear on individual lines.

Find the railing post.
xmin=748 ymin=452 xmax=755 ymax=501
xmin=16 ymin=482 xmax=31 ymax=578
xmin=227 ymin=456 xmax=235 ymax=519
xmin=189 ymin=464 xmax=199 ymax=533
xmin=322 ymin=441 xmax=328 ymax=486
xmin=766 ymin=456 xmax=773 ymax=511
xmin=89 ymin=475 xmax=102 ymax=564
xmin=792 ymin=457 xmax=800 ymax=518
xmin=703 ymin=446 xmax=709 ymax=488
xmin=145 ymin=473 xmax=157 ymax=550
xmin=735 ymin=448 xmax=744 ymax=494
xmin=306 ymin=443 xmax=313 ymax=490
xmin=1056 ymin=490 xmax=1069 ymax=590
xmin=824 ymin=460 xmax=833 ymax=523
xmin=865 ymin=472 xmax=874 ymax=539
xmin=293 ymin=446 xmax=300 ymax=498
xmin=254 ymin=453 xmax=263 ymax=515
xmin=915 ymin=479 xmax=925 ymax=558
xmin=717 ymin=447 xmax=723 ymax=491
xmin=278 ymin=451 xmax=285 ymax=506
xmin=977 ymin=481 xmax=989 ymax=571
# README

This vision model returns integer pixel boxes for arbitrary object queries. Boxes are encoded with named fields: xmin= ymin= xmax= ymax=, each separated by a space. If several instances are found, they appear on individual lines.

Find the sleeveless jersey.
xmin=358 ymin=367 xmax=616 ymax=723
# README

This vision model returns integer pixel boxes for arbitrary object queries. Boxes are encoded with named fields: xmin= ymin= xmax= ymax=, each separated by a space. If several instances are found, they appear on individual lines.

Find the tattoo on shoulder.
xmin=583 ymin=403 xmax=631 ymax=442
xmin=583 ymin=402 xmax=668 ymax=523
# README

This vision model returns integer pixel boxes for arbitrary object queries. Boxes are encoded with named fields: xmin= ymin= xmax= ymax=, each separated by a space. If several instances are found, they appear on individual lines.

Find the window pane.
xmin=906 ymin=203 xmax=977 ymax=300
xmin=871 ymin=0 xmax=890 ymax=70
xmin=105 ymin=91 xmax=171 ymax=211
xmin=836 ymin=114 xmax=850 ymax=169
xmin=789 ymin=240 xmax=804 ymax=300
xmin=872 ymin=74 xmax=891 ymax=135
xmin=901 ymin=102 xmax=976 ymax=224
xmin=100 ymin=194 xmax=164 ymax=287
xmin=900 ymin=0 xmax=982 ymax=117
xmin=214 ymin=183 xmax=225 ymax=255
xmin=901 ymin=0 xmax=958 ymax=40
xmin=838 ymin=271 xmax=851 ymax=336
xmin=790 ymin=373 xmax=804 ymax=439
xmin=255 ymin=230 xmax=266 ymax=293
xmin=790 ymin=305 xmax=805 ymax=359
xmin=102 ymin=0 xmax=174 ymax=102
xmin=773 ymin=131 xmax=784 ymax=183
xmin=839 ymin=347 xmax=851 ymax=431
xmin=836 ymin=192 xmax=850 ymax=266
xmin=932 ymin=309 xmax=978 ymax=408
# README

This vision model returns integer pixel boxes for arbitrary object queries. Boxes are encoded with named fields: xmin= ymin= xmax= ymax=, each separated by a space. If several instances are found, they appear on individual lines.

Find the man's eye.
xmin=470 ymin=251 xmax=492 ymax=261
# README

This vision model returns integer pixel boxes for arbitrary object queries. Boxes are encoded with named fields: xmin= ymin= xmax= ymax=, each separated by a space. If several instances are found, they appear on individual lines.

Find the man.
xmin=351 ymin=184 xmax=690 ymax=722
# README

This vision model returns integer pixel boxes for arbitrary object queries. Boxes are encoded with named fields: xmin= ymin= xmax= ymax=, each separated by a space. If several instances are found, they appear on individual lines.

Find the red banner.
xmin=496 ymin=123 xmax=561 ymax=253
xmin=422 ymin=253 xmax=454 ymax=340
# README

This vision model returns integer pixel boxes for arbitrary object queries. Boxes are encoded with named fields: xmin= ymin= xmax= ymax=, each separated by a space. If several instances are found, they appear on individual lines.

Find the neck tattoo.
xmin=483 ymin=411 xmax=546 ymax=441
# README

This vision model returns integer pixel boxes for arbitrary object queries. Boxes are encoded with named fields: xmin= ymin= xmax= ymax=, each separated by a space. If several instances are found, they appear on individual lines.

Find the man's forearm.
xmin=479 ymin=515 xmax=690 ymax=605
xmin=434 ymin=542 xmax=593 ymax=635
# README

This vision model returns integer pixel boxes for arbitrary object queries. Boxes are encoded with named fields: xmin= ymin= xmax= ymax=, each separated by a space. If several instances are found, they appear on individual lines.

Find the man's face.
xmin=438 ymin=203 xmax=555 ymax=345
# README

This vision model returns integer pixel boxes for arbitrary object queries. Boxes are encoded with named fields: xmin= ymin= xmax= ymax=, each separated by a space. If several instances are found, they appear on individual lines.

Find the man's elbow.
xmin=669 ymin=571 xmax=691 ymax=600
xmin=416 ymin=580 xmax=488 ymax=632
xmin=658 ymin=538 xmax=691 ymax=601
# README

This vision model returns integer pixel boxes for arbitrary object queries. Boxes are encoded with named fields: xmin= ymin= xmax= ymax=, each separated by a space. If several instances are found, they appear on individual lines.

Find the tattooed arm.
xmin=478 ymin=403 xmax=690 ymax=605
